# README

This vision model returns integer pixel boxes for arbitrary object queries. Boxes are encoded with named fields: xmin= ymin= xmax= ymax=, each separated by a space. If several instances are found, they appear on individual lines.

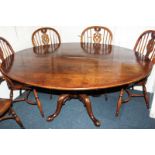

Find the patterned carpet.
xmin=0 ymin=89 xmax=155 ymax=129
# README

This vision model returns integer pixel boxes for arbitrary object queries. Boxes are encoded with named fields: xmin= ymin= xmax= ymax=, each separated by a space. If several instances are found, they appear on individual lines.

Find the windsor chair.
xmin=116 ymin=30 xmax=155 ymax=116
xmin=32 ymin=27 xmax=61 ymax=47
xmin=0 ymin=37 xmax=15 ymax=85
xmin=80 ymin=26 xmax=113 ymax=44
xmin=0 ymin=37 xmax=44 ymax=117
xmin=81 ymin=26 xmax=113 ymax=100
xmin=32 ymin=27 xmax=61 ymax=99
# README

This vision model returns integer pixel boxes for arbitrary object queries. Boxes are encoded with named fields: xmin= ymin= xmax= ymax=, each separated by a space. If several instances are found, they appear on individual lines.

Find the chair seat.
xmin=133 ymin=79 xmax=146 ymax=86
xmin=11 ymin=80 xmax=31 ymax=90
xmin=0 ymin=98 xmax=11 ymax=116
xmin=136 ymin=81 xmax=144 ymax=86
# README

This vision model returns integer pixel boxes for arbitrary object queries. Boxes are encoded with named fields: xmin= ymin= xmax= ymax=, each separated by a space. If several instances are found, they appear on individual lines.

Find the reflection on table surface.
xmin=33 ymin=43 xmax=60 ymax=56
xmin=81 ymin=43 xmax=112 ymax=55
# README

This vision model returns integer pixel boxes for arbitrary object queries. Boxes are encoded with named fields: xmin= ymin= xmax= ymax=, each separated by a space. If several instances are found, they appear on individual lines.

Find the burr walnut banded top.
xmin=2 ymin=43 xmax=153 ymax=91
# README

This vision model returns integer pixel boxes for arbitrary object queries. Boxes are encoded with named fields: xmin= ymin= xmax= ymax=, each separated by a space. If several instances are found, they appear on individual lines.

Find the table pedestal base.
xmin=47 ymin=94 xmax=101 ymax=127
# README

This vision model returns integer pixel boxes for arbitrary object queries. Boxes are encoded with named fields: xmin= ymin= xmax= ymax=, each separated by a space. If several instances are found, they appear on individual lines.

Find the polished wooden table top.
xmin=2 ymin=43 xmax=153 ymax=91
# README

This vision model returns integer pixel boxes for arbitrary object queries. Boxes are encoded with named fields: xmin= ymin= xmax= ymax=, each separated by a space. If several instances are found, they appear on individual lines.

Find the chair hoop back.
xmin=0 ymin=37 xmax=14 ymax=60
xmin=32 ymin=27 xmax=61 ymax=47
xmin=81 ymin=26 xmax=113 ymax=45
xmin=0 ymin=55 xmax=15 ymax=89
xmin=134 ymin=30 xmax=155 ymax=61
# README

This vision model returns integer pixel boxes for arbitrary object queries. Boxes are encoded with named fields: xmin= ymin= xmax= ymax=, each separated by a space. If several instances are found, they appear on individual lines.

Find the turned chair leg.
xmin=10 ymin=108 xmax=25 ymax=129
xmin=33 ymin=89 xmax=44 ymax=117
xmin=10 ymin=89 xmax=13 ymax=102
xmin=19 ymin=89 xmax=22 ymax=96
xmin=142 ymin=84 xmax=149 ymax=109
xmin=115 ymin=88 xmax=124 ymax=117
xmin=131 ymin=86 xmax=134 ymax=90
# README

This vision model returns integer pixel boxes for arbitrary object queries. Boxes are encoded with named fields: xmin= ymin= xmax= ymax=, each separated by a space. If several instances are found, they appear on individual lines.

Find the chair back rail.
xmin=81 ymin=26 xmax=113 ymax=45
xmin=0 ymin=37 xmax=14 ymax=60
xmin=32 ymin=27 xmax=61 ymax=47
xmin=134 ymin=30 xmax=155 ymax=61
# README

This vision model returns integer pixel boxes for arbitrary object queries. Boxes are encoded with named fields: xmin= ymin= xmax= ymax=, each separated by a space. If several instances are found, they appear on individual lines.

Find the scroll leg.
xmin=142 ymin=84 xmax=149 ymax=109
xmin=33 ymin=89 xmax=44 ymax=117
xmin=79 ymin=94 xmax=101 ymax=127
xmin=115 ymin=88 xmax=124 ymax=117
xmin=47 ymin=94 xmax=69 ymax=122
xmin=10 ymin=108 xmax=25 ymax=129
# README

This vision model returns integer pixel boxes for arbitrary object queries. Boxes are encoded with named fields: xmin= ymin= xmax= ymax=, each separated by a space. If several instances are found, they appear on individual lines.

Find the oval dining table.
xmin=1 ymin=43 xmax=153 ymax=126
